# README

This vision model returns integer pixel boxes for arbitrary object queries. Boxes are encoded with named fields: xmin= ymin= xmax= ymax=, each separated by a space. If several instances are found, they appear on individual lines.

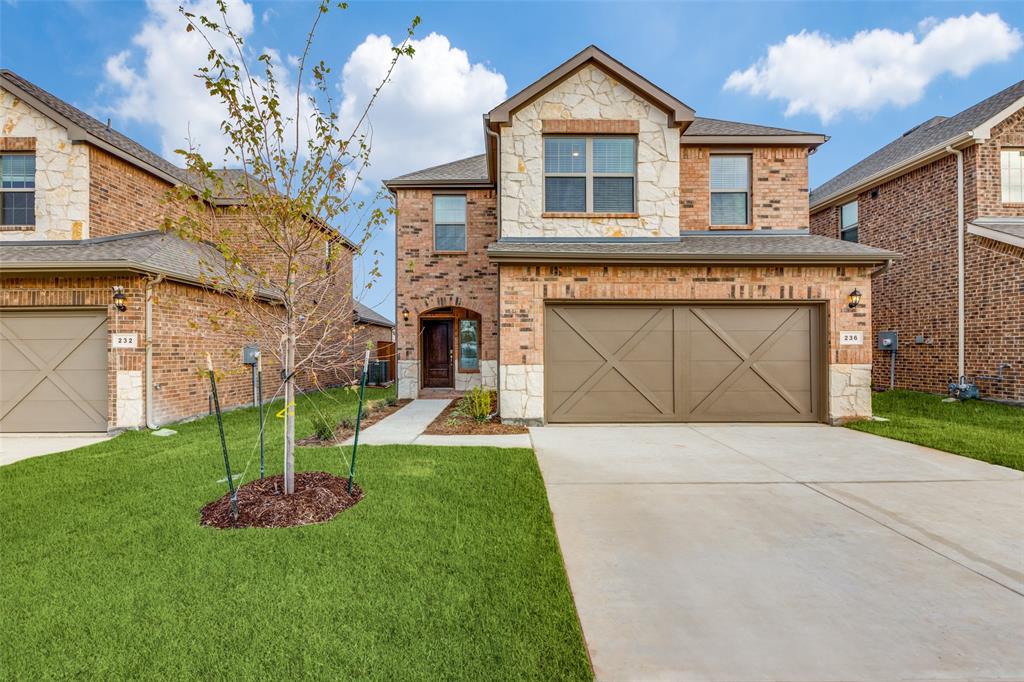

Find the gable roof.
xmin=811 ymin=79 xmax=1024 ymax=209
xmin=487 ymin=45 xmax=695 ymax=129
xmin=2 ymin=69 xmax=189 ymax=187
xmin=353 ymin=301 xmax=394 ymax=328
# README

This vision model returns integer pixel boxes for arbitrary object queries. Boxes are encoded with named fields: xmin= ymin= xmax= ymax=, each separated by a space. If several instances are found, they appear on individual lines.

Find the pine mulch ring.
xmin=201 ymin=471 xmax=363 ymax=529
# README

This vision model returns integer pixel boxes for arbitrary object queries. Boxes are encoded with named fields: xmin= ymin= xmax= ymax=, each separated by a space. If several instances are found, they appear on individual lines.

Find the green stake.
xmin=207 ymin=354 xmax=237 ymax=518
xmin=347 ymin=349 xmax=370 ymax=494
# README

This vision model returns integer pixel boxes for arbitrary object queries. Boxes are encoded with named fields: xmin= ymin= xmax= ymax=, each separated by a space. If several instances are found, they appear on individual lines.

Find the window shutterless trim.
xmin=709 ymin=154 xmax=751 ymax=227
xmin=543 ymin=135 xmax=637 ymax=214
xmin=431 ymin=193 xmax=468 ymax=253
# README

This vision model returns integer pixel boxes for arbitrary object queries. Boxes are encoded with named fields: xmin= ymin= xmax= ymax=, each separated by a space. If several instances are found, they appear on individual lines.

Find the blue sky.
xmin=3 ymin=1 xmax=1023 ymax=318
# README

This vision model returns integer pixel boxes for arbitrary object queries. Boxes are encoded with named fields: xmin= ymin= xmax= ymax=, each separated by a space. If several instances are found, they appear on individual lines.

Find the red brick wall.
xmin=498 ymin=263 xmax=872 ymax=366
xmin=394 ymin=188 xmax=498 ymax=364
xmin=973 ymin=107 xmax=1024 ymax=218
xmin=88 ymin=147 xmax=177 ymax=238
xmin=680 ymin=146 xmax=810 ymax=230
xmin=811 ymin=140 xmax=1023 ymax=401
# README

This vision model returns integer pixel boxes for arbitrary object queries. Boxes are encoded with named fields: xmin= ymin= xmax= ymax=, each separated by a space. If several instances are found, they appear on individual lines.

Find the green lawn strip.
xmin=847 ymin=390 xmax=1024 ymax=471
xmin=0 ymin=387 xmax=591 ymax=680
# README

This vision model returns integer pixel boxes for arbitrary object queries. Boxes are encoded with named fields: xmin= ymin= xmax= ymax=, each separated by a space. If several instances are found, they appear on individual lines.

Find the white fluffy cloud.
xmin=338 ymin=32 xmax=507 ymax=186
xmin=724 ymin=12 xmax=1022 ymax=123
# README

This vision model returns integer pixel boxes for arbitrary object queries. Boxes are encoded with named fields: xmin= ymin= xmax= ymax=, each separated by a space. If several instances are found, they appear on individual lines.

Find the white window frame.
xmin=543 ymin=135 xmax=637 ymax=214
xmin=432 ymin=194 xmax=467 ymax=253
xmin=1000 ymin=148 xmax=1024 ymax=204
xmin=709 ymin=154 xmax=751 ymax=226
xmin=0 ymin=152 xmax=36 ymax=227
xmin=840 ymin=200 xmax=859 ymax=243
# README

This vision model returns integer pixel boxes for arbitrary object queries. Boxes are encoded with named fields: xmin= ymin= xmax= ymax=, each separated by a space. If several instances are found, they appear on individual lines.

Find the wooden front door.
xmin=422 ymin=319 xmax=453 ymax=388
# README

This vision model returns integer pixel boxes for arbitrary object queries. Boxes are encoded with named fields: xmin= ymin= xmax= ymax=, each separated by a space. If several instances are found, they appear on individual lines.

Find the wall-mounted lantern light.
xmin=847 ymin=289 xmax=861 ymax=310
xmin=112 ymin=286 xmax=127 ymax=312
xmin=402 ymin=308 xmax=410 ymax=323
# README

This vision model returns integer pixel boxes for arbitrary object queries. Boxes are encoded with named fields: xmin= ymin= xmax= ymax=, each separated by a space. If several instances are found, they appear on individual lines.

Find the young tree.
xmin=166 ymin=0 xmax=418 ymax=493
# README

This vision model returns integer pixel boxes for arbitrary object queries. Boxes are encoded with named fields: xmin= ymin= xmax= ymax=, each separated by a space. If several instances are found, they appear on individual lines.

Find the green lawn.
xmin=847 ymin=390 xmax=1024 ymax=471
xmin=0 ymin=387 xmax=591 ymax=680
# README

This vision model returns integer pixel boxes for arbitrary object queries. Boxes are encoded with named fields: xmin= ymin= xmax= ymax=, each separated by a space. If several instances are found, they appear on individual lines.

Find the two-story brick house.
xmin=810 ymin=80 xmax=1024 ymax=403
xmin=387 ymin=47 xmax=898 ymax=425
xmin=0 ymin=70 xmax=360 ymax=432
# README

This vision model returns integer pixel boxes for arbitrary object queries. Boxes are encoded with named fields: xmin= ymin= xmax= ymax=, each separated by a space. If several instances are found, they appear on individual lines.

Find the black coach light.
xmin=402 ymin=308 xmax=410 ymax=323
xmin=112 ymin=286 xmax=128 ymax=312
xmin=847 ymin=289 xmax=861 ymax=310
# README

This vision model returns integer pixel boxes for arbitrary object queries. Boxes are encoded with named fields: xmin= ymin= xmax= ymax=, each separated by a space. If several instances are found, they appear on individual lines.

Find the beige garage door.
xmin=0 ymin=310 xmax=109 ymax=432
xmin=545 ymin=303 xmax=822 ymax=423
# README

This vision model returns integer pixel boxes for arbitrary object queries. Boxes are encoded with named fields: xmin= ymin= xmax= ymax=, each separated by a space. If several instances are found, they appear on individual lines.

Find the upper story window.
xmin=543 ymin=136 xmax=636 ymax=214
xmin=840 ymin=200 xmax=859 ymax=242
xmin=1001 ymin=148 xmax=1024 ymax=203
xmin=710 ymin=155 xmax=750 ymax=226
xmin=1 ymin=153 xmax=36 ymax=227
xmin=433 ymin=194 xmax=467 ymax=252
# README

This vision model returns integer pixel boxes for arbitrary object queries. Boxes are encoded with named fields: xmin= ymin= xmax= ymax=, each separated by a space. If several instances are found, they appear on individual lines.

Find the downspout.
xmin=485 ymin=121 xmax=503 ymax=407
xmin=145 ymin=273 xmax=165 ymax=429
xmin=945 ymin=146 xmax=965 ymax=379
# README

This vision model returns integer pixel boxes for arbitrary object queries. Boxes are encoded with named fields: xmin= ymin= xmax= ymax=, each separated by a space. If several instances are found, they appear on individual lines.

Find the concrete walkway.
xmin=342 ymin=399 xmax=532 ymax=448
xmin=532 ymin=423 xmax=1024 ymax=682
xmin=0 ymin=433 xmax=112 ymax=466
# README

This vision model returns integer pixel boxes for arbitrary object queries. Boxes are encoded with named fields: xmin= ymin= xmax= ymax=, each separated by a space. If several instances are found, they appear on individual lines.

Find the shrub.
xmin=458 ymin=386 xmax=494 ymax=423
xmin=310 ymin=413 xmax=336 ymax=441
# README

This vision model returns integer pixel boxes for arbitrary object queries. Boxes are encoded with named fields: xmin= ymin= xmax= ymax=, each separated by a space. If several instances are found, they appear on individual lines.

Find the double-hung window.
xmin=840 ymin=200 xmax=859 ymax=242
xmin=1 ymin=154 xmax=36 ymax=227
xmin=433 ymin=195 xmax=467 ymax=252
xmin=544 ymin=136 xmax=636 ymax=213
xmin=710 ymin=155 xmax=750 ymax=226
xmin=1001 ymin=148 xmax=1024 ymax=203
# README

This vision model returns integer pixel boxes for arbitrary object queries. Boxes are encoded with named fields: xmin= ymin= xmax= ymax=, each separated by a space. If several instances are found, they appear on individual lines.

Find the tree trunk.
xmin=283 ymin=332 xmax=296 ymax=494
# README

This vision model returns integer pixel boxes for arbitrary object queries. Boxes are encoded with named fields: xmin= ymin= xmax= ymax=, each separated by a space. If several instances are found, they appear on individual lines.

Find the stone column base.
xmin=829 ymin=364 xmax=872 ymax=424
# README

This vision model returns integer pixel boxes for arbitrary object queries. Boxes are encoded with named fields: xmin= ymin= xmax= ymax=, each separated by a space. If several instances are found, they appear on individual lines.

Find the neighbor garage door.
xmin=545 ymin=303 xmax=822 ymax=423
xmin=0 ymin=310 xmax=109 ymax=432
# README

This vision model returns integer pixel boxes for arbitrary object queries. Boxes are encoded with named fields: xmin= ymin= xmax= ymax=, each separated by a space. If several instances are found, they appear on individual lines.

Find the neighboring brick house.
xmin=0 ymin=70 xmax=360 ymax=432
xmin=386 ymin=46 xmax=897 ymax=425
xmin=810 ymin=81 xmax=1024 ymax=403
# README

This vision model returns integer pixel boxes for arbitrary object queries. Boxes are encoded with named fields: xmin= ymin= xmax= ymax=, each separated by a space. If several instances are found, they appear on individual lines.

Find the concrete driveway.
xmin=531 ymin=424 xmax=1024 ymax=682
xmin=0 ymin=433 xmax=112 ymax=466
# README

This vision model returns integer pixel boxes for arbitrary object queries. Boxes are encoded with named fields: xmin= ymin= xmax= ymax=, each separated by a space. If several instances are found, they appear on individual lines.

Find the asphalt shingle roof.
xmin=385 ymin=155 xmax=489 ymax=186
xmin=353 ymin=301 xmax=394 ymax=328
xmin=0 ymin=230 xmax=280 ymax=298
xmin=683 ymin=117 xmax=819 ymax=137
xmin=487 ymin=234 xmax=898 ymax=263
xmin=811 ymin=79 xmax=1024 ymax=207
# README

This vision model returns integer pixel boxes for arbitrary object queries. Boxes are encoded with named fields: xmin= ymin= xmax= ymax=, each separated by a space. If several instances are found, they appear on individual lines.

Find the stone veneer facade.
xmin=498 ymin=263 xmax=873 ymax=424
xmin=1 ymin=88 xmax=89 ymax=240
xmin=500 ymin=64 xmax=680 ymax=238
xmin=811 ymin=108 xmax=1023 ymax=402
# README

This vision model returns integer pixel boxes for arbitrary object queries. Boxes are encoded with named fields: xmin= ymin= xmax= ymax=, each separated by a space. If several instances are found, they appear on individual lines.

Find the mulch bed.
xmin=298 ymin=399 xmax=412 ymax=446
xmin=422 ymin=395 xmax=529 ymax=435
xmin=200 ymin=471 xmax=363 ymax=529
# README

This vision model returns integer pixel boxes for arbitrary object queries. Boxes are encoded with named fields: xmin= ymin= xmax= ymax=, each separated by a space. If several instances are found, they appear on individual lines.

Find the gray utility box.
xmin=877 ymin=331 xmax=898 ymax=351
xmin=242 ymin=344 xmax=260 ymax=365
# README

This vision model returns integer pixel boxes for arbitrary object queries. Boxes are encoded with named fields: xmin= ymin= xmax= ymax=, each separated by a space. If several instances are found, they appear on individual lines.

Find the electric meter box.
xmin=877 ymin=331 xmax=898 ymax=351
xmin=242 ymin=344 xmax=260 ymax=365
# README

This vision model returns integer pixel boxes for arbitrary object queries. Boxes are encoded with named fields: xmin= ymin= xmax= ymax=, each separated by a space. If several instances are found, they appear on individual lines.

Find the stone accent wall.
xmin=811 ymin=133 xmax=1023 ymax=402
xmin=497 ymin=263 xmax=873 ymax=424
xmin=829 ymin=364 xmax=872 ymax=422
xmin=499 ymin=64 xmax=680 ymax=238
xmin=116 ymin=370 xmax=144 ymax=428
xmin=1 ymin=87 xmax=89 ymax=240
xmin=394 ymin=188 xmax=498 ymax=398
xmin=680 ymin=145 xmax=810 ymax=230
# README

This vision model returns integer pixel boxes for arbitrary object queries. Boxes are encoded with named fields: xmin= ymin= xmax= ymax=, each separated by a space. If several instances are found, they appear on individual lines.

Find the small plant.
xmin=339 ymin=418 xmax=356 ymax=431
xmin=311 ymin=413 xmax=336 ymax=441
xmin=457 ymin=386 xmax=494 ymax=423
xmin=385 ymin=395 xmax=398 ymax=407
